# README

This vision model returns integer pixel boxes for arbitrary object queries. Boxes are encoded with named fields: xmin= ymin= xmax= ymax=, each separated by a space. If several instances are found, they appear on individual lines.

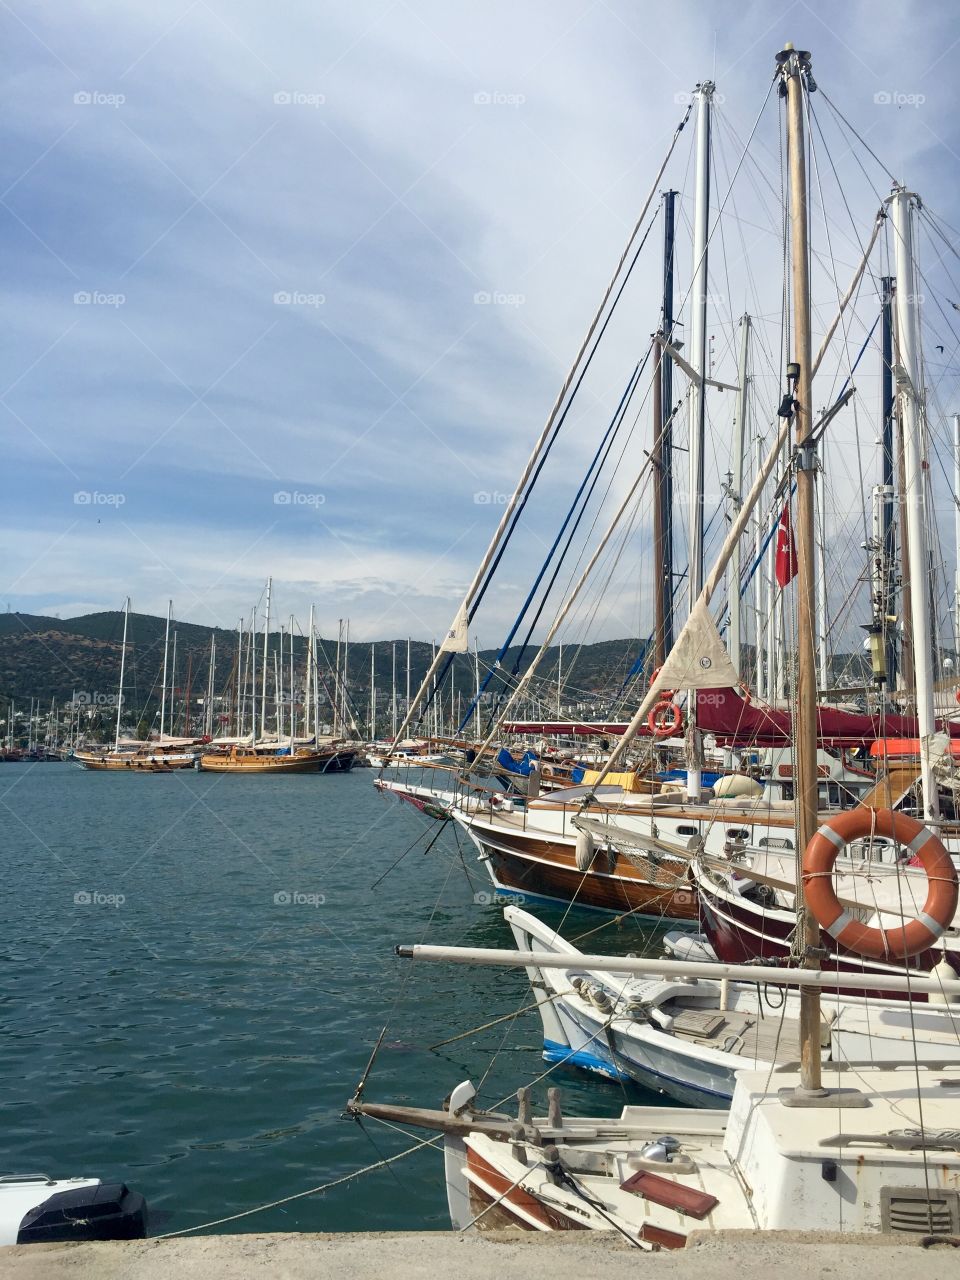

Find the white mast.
xmin=205 ymin=633 xmax=216 ymax=737
xmin=891 ymin=186 xmax=938 ymax=821
xmin=685 ymin=78 xmax=714 ymax=800
xmin=251 ymin=608 xmax=258 ymax=741
xmin=333 ymin=619 xmax=342 ymax=737
xmin=170 ymin=630 xmax=178 ymax=736
xmin=159 ymin=599 xmax=172 ymax=742
xmin=236 ymin=618 xmax=243 ymax=736
xmin=728 ymin=316 xmax=750 ymax=676
xmin=406 ymin=638 xmax=411 ymax=738
xmin=260 ymin=576 xmax=271 ymax=740
xmin=556 ymin=641 xmax=563 ymax=715
xmin=275 ymin=633 xmax=283 ymax=741
xmin=343 ymin=620 xmax=350 ymax=734
xmin=288 ymin=614 xmax=295 ymax=743
xmin=114 ymin=597 xmax=129 ymax=751
xmin=370 ymin=643 xmax=376 ymax=742
xmin=391 ymin=641 xmax=398 ymax=738
xmin=305 ymin=605 xmax=314 ymax=741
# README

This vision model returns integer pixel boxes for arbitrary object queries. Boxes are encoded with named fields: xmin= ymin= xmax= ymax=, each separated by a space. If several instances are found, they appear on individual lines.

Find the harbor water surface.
xmin=0 ymin=763 xmax=673 ymax=1234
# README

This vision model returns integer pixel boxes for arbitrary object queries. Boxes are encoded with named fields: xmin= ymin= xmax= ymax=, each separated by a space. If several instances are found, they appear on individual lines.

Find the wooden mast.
xmin=778 ymin=41 xmax=822 ymax=1097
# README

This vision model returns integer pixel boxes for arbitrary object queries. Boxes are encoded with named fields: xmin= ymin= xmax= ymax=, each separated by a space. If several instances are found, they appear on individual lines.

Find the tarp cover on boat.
xmin=496 ymin=747 xmax=539 ymax=776
xmin=695 ymin=686 xmax=960 ymax=747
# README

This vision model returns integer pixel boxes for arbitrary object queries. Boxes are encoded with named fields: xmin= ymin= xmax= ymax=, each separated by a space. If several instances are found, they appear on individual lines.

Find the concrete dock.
xmin=2 ymin=1230 xmax=958 ymax=1278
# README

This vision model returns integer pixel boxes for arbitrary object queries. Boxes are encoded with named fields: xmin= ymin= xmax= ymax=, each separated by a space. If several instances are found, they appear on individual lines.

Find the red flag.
xmin=774 ymin=503 xmax=798 ymax=588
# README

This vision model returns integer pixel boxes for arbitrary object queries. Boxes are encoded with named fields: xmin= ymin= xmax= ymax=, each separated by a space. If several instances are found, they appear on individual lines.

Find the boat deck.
xmin=664 ymin=1006 xmax=801 ymax=1063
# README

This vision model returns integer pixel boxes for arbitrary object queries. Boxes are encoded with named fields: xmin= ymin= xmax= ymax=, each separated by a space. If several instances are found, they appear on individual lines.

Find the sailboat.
xmin=76 ymin=600 xmax=201 ymax=771
xmin=350 ymin=44 xmax=960 ymax=1243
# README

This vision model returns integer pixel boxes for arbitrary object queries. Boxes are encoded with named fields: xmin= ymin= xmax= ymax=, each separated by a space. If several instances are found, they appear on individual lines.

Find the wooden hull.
xmin=461 ymin=819 xmax=698 ymax=919
xmin=76 ymin=751 xmax=195 ymax=771
xmin=199 ymin=751 xmax=326 ymax=773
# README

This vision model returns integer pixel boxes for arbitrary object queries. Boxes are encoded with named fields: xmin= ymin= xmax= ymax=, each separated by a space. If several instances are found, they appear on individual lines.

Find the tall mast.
xmin=305 ymin=605 xmax=314 ymax=741
xmin=251 ymin=608 xmax=258 ymax=741
xmin=880 ymin=277 xmax=898 ymax=686
xmin=205 ymin=633 xmax=216 ymax=737
xmin=891 ymin=186 xmax=939 ymax=821
xmin=260 ymin=576 xmax=272 ymax=739
xmin=334 ymin=619 xmax=343 ymax=737
xmin=170 ymin=630 xmax=178 ymax=735
xmin=556 ymin=641 xmax=562 ymax=715
xmin=236 ymin=618 xmax=243 ymax=736
xmin=370 ymin=643 xmax=376 ymax=741
xmin=728 ymin=315 xmax=751 ymax=676
xmin=115 ymin=597 xmax=130 ymax=751
xmin=685 ymin=80 xmax=714 ymax=801
xmin=343 ymin=621 xmax=350 ymax=735
xmin=778 ymin=41 xmax=821 ymax=1097
xmin=289 ymin=615 xmax=295 ymax=743
xmin=406 ymin=638 xmax=411 ymax=738
xmin=654 ymin=189 xmax=678 ymax=664
xmin=159 ymin=599 xmax=172 ymax=742
xmin=392 ymin=641 xmax=398 ymax=738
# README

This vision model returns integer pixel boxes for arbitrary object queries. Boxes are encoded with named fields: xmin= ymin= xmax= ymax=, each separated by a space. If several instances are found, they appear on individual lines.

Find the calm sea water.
xmin=0 ymin=762 xmax=673 ymax=1235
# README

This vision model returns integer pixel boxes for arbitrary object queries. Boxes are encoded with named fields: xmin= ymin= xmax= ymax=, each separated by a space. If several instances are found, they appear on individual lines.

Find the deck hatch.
xmin=620 ymin=1170 xmax=719 ymax=1218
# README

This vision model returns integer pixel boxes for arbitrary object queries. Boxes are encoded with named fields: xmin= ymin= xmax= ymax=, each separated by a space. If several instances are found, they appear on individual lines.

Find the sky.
xmin=3 ymin=0 xmax=960 ymax=648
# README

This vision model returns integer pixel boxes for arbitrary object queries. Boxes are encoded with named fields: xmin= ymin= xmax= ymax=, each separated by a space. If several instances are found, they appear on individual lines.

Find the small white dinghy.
xmin=507 ymin=906 xmax=960 ymax=1105
xmin=0 ymin=1174 xmax=147 ymax=1245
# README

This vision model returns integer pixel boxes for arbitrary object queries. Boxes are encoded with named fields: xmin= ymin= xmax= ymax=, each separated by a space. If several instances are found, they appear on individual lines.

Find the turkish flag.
xmin=774 ymin=503 xmax=798 ymax=588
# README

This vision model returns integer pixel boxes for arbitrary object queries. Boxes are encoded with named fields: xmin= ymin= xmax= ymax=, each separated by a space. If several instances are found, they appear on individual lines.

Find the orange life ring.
xmin=647 ymin=700 xmax=682 ymax=737
xmin=802 ymin=808 xmax=958 ymax=960
xmin=955 ymin=687 xmax=960 ymax=707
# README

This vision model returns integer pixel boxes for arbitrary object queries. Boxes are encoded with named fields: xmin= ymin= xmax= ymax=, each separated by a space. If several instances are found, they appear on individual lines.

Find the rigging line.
xmin=505 ymin=357 xmax=654 ymax=683
xmin=669 ymin=76 xmax=779 ymax=378
xmin=392 ymin=103 xmax=694 ymax=749
xmin=368 ymin=818 xmax=452 ymax=890
xmin=740 ymin=315 xmax=881 ymax=597
xmin=155 ymin=1132 xmax=445 ymax=1237
xmin=815 ymin=87 xmax=898 ymax=186
xmin=458 ymin=362 xmax=644 ymax=733
xmin=804 ymin=84 xmax=870 ymax=554
xmin=425 ymin=204 xmax=664 ymax=737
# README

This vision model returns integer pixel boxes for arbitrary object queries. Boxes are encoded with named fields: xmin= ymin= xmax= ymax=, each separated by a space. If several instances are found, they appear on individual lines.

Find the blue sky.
xmin=3 ymin=0 xmax=959 ymax=646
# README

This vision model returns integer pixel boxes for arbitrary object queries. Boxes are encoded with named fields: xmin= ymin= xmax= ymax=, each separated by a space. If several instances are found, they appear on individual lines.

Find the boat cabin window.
xmin=726 ymin=828 xmax=750 ymax=841
xmin=758 ymin=836 xmax=794 ymax=850
xmin=676 ymin=824 xmax=699 ymax=837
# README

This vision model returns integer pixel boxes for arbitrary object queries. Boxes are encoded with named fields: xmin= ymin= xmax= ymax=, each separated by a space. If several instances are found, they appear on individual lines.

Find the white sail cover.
xmin=651 ymin=599 xmax=738 ymax=695
xmin=439 ymin=602 xmax=469 ymax=653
